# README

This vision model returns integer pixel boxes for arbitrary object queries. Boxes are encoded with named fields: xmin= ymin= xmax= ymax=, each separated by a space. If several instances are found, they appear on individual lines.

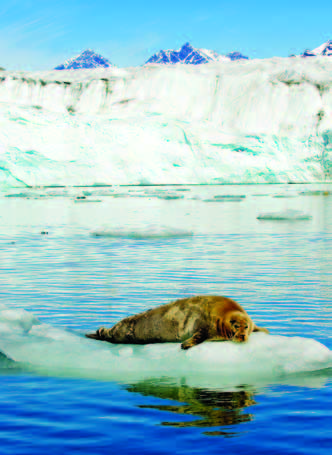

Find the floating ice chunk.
xmin=73 ymin=198 xmax=102 ymax=203
xmin=4 ymin=192 xmax=31 ymax=198
xmin=156 ymin=194 xmax=184 ymax=200
xmin=91 ymin=225 xmax=193 ymax=239
xmin=213 ymin=195 xmax=246 ymax=199
xmin=0 ymin=306 xmax=330 ymax=387
xmin=203 ymin=196 xmax=244 ymax=202
xmin=3 ymin=192 xmax=47 ymax=199
xmin=257 ymin=209 xmax=312 ymax=221
xmin=0 ymin=308 xmax=40 ymax=334
xmin=108 ymin=193 xmax=130 ymax=198
xmin=4 ymin=191 xmax=61 ymax=199
xmin=82 ymin=189 xmax=115 ymax=196
xmin=272 ymin=194 xmax=297 ymax=198
xmin=44 ymin=190 xmax=71 ymax=197
xmin=299 ymin=190 xmax=332 ymax=196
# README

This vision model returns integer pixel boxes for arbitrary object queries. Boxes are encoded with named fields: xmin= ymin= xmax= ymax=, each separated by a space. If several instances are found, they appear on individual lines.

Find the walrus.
xmin=86 ymin=295 xmax=269 ymax=349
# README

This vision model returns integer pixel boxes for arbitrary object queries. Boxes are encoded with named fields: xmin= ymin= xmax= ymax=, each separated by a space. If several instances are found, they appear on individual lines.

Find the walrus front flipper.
xmin=253 ymin=325 xmax=269 ymax=334
xmin=181 ymin=328 xmax=208 ymax=350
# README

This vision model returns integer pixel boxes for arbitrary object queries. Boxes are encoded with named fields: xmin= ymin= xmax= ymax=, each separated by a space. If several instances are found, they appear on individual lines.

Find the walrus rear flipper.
xmin=85 ymin=332 xmax=102 ymax=340
xmin=85 ymin=327 xmax=112 ymax=341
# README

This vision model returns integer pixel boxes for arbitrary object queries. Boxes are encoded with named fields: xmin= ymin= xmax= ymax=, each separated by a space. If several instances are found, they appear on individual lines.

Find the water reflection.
xmin=127 ymin=379 xmax=256 ymax=437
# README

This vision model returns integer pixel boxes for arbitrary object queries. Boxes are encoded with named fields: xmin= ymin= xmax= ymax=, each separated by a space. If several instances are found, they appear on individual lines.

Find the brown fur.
xmin=86 ymin=295 xmax=269 ymax=349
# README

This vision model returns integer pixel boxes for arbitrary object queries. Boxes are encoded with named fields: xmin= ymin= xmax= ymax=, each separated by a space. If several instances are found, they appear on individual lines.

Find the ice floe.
xmin=0 ymin=305 xmax=330 ymax=387
xmin=257 ymin=209 xmax=312 ymax=220
xmin=91 ymin=225 xmax=193 ymax=239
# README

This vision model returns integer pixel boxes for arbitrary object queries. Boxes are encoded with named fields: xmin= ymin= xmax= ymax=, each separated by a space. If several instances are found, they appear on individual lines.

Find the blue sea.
xmin=0 ymin=184 xmax=331 ymax=455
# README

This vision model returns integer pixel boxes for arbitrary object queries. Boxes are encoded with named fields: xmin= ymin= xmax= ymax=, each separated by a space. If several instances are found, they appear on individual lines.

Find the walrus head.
xmin=219 ymin=311 xmax=253 ymax=343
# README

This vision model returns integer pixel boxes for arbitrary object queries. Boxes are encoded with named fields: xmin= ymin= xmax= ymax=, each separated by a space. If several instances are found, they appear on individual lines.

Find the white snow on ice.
xmin=0 ymin=57 xmax=331 ymax=187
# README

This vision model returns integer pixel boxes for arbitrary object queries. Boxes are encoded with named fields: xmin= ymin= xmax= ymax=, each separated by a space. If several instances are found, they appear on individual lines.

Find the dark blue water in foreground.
xmin=0 ymin=185 xmax=331 ymax=454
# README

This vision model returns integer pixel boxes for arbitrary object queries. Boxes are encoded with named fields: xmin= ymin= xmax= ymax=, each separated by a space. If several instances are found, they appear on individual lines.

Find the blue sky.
xmin=0 ymin=0 xmax=331 ymax=71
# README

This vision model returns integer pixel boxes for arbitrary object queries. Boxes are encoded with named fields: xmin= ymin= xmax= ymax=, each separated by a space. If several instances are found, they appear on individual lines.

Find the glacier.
xmin=0 ymin=57 xmax=332 ymax=188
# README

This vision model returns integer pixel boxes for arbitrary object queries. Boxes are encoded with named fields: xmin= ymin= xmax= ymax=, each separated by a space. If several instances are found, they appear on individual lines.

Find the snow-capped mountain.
xmin=55 ymin=50 xmax=113 ymax=70
xmin=145 ymin=42 xmax=248 ymax=65
xmin=312 ymin=40 xmax=332 ymax=56
xmin=226 ymin=51 xmax=249 ymax=61
xmin=302 ymin=50 xmax=316 ymax=58
xmin=302 ymin=40 xmax=332 ymax=57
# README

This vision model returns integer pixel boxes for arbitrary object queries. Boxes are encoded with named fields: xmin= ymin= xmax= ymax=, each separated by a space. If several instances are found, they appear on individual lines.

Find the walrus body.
xmin=86 ymin=295 xmax=269 ymax=349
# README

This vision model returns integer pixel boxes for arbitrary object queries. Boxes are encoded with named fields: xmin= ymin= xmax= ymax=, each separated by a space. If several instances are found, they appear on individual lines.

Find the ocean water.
xmin=0 ymin=184 xmax=331 ymax=455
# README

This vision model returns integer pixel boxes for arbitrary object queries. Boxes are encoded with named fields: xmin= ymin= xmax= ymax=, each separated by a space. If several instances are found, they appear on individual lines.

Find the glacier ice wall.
xmin=0 ymin=57 xmax=332 ymax=187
